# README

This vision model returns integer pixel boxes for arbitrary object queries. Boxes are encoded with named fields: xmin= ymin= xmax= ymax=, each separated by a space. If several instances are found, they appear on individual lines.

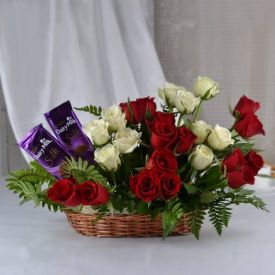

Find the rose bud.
xmin=245 ymin=150 xmax=264 ymax=175
xmin=176 ymin=126 xmax=197 ymax=154
xmin=130 ymin=170 xmax=160 ymax=202
xmin=77 ymin=181 xmax=109 ymax=206
xmin=94 ymin=144 xmax=121 ymax=171
xmin=83 ymin=119 xmax=110 ymax=146
xmin=243 ymin=164 xmax=256 ymax=185
xmin=146 ymin=149 xmax=178 ymax=173
xmin=174 ymin=88 xmax=201 ymax=114
xmin=233 ymin=95 xmax=260 ymax=118
xmin=120 ymin=97 xmax=156 ymax=124
xmin=193 ymin=76 xmax=220 ymax=99
xmin=190 ymin=120 xmax=212 ymax=144
xmin=150 ymin=121 xmax=178 ymax=150
xmin=113 ymin=128 xmax=141 ymax=154
xmin=101 ymin=105 xmax=127 ymax=131
xmin=225 ymin=170 xmax=246 ymax=189
xmin=160 ymin=173 xmax=182 ymax=200
xmin=207 ymin=125 xmax=234 ymax=151
xmin=189 ymin=145 xmax=214 ymax=170
xmin=48 ymin=178 xmax=80 ymax=207
xmin=234 ymin=113 xmax=265 ymax=138
xmin=158 ymin=82 xmax=184 ymax=106
xmin=222 ymin=148 xmax=246 ymax=189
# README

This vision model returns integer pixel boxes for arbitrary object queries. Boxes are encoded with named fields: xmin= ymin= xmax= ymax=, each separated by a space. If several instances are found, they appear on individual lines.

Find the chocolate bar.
xmin=44 ymin=101 xmax=94 ymax=162
xmin=19 ymin=124 xmax=71 ymax=178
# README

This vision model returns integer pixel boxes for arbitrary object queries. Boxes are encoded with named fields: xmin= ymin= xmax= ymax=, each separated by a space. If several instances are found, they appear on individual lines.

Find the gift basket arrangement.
xmin=6 ymin=76 xmax=268 ymax=239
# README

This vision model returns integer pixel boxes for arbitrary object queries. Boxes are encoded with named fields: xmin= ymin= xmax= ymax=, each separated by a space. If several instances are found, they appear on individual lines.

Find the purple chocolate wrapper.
xmin=19 ymin=124 xmax=71 ymax=178
xmin=44 ymin=101 xmax=94 ymax=162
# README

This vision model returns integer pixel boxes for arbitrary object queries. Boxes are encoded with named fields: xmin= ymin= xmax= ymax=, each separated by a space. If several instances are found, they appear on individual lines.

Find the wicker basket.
xmin=66 ymin=212 xmax=192 ymax=237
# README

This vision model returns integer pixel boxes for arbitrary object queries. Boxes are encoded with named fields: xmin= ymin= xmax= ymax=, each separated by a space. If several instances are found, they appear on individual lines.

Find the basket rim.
xmin=65 ymin=211 xmax=192 ymax=218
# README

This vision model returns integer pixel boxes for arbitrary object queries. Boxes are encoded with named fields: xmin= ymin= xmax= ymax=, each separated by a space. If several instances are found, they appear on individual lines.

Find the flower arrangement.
xmin=7 ymin=76 xmax=268 ymax=239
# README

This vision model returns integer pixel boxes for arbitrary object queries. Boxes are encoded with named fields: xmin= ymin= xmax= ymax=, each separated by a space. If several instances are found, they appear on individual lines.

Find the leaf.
xmin=234 ymin=142 xmax=254 ymax=155
xmin=190 ymin=209 xmax=206 ymax=240
xmin=183 ymin=182 xmax=198 ymax=194
xmin=6 ymin=161 xmax=56 ymax=208
xmin=62 ymin=157 xmax=107 ymax=185
xmin=208 ymin=202 xmax=224 ymax=236
xmin=200 ymin=192 xmax=220 ymax=204
xmin=198 ymin=165 xmax=225 ymax=191
xmin=162 ymin=198 xmax=184 ymax=239
xmin=136 ymin=200 xmax=149 ymax=214
xmin=74 ymin=105 xmax=102 ymax=116
xmin=220 ymin=205 xmax=232 ymax=227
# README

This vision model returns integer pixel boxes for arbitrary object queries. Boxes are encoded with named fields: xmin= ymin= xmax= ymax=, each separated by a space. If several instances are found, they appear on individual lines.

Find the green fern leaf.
xmin=74 ymin=105 xmax=102 ymax=116
xmin=191 ymin=209 xmax=206 ymax=240
xmin=6 ymin=161 xmax=56 ymax=208
xmin=162 ymin=198 xmax=184 ymax=239
xmin=220 ymin=204 xmax=232 ymax=227
xmin=208 ymin=201 xmax=225 ymax=236
xmin=62 ymin=157 xmax=107 ymax=185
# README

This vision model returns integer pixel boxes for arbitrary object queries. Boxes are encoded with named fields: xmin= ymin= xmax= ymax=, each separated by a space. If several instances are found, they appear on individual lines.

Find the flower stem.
xmin=193 ymin=100 xmax=203 ymax=122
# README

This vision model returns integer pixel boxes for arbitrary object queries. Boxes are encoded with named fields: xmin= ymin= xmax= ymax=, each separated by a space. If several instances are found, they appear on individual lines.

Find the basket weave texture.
xmin=66 ymin=212 xmax=192 ymax=237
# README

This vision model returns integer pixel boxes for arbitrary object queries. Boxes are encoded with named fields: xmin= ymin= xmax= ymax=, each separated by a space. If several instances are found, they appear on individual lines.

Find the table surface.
xmin=1 ymin=177 xmax=275 ymax=275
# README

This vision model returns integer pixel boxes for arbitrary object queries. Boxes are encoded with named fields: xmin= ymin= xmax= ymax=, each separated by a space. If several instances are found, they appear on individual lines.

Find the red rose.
xmin=130 ymin=170 xmax=160 ymax=202
xmin=160 ymin=173 xmax=182 ymax=200
xmin=120 ymin=97 xmax=156 ymax=124
xmin=222 ymin=148 xmax=262 ymax=188
xmin=245 ymin=150 xmax=264 ymax=175
xmin=222 ymin=148 xmax=246 ymax=189
xmin=77 ymin=181 xmax=109 ymax=206
xmin=243 ymin=164 xmax=256 ymax=184
xmin=176 ymin=127 xmax=197 ymax=154
xmin=151 ymin=121 xmax=177 ymax=149
xmin=146 ymin=149 xmax=178 ymax=173
xmin=226 ymin=170 xmax=246 ymax=189
xmin=223 ymin=148 xmax=245 ymax=172
xmin=234 ymin=95 xmax=260 ymax=118
xmin=234 ymin=113 xmax=265 ymax=138
xmin=48 ymin=178 xmax=80 ymax=207
xmin=146 ymin=111 xmax=175 ymax=129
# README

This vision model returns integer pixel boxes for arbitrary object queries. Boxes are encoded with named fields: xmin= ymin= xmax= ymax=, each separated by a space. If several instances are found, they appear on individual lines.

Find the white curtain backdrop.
xmin=0 ymin=0 xmax=164 ymax=163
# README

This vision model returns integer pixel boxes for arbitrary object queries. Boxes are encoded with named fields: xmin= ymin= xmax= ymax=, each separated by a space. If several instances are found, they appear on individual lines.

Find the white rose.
xmin=94 ymin=144 xmax=121 ymax=171
xmin=207 ymin=125 xmax=234 ymax=150
xmin=190 ymin=120 xmax=212 ymax=144
xmin=174 ymin=89 xmax=201 ymax=114
xmin=189 ymin=144 xmax=214 ymax=170
xmin=83 ymin=119 xmax=110 ymax=146
xmin=113 ymin=128 xmax=141 ymax=154
xmin=193 ymin=76 xmax=220 ymax=99
xmin=102 ymin=105 xmax=126 ymax=131
xmin=158 ymin=82 xmax=185 ymax=106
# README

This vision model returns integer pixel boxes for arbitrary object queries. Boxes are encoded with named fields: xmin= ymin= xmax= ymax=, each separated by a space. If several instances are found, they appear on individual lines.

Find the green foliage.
xmin=74 ymin=105 xmax=102 ymax=116
xmin=7 ymin=161 xmax=55 ymax=185
xmin=162 ymin=198 xmax=184 ymax=238
xmin=6 ymin=161 xmax=59 ymax=211
xmin=190 ymin=209 xmax=206 ymax=240
xmin=229 ymin=189 xmax=268 ymax=211
xmin=208 ymin=200 xmax=232 ymax=236
xmin=63 ymin=157 xmax=107 ymax=185
xmin=183 ymin=182 xmax=199 ymax=194
xmin=136 ymin=200 xmax=150 ymax=214
xmin=234 ymin=142 xmax=254 ymax=155
xmin=198 ymin=165 xmax=227 ymax=191
xmin=200 ymin=192 xmax=220 ymax=204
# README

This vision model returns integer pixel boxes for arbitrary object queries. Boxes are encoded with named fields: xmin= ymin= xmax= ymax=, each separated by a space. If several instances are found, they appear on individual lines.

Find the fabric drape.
xmin=0 ymin=0 xmax=164 ymax=162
